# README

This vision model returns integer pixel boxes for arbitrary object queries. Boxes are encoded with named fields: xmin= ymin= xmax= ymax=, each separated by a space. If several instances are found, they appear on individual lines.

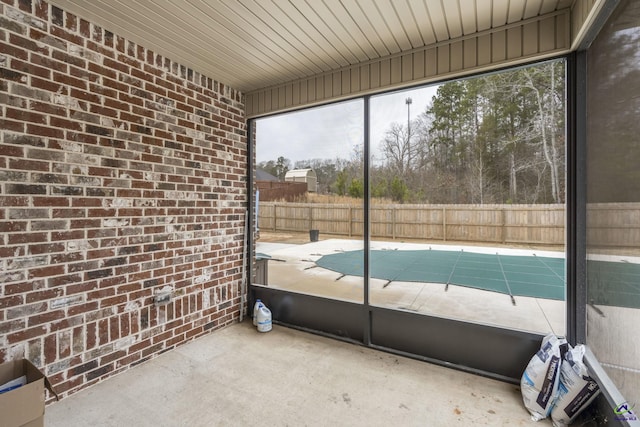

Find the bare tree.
xmin=380 ymin=122 xmax=410 ymax=175
xmin=521 ymin=64 xmax=564 ymax=203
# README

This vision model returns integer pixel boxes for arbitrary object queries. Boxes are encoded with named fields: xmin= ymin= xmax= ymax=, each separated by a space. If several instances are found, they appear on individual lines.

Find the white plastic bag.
xmin=521 ymin=334 xmax=568 ymax=421
xmin=550 ymin=345 xmax=600 ymax=426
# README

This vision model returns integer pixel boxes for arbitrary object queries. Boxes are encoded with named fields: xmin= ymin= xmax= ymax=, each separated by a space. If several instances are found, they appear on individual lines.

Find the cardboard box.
xmin=0 ymin=359 xmax=54 ymax=427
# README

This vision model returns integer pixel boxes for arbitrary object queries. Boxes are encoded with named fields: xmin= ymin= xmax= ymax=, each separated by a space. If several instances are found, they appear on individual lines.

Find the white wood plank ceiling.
xmin=48 ymin=0 xmax=575 ymax=93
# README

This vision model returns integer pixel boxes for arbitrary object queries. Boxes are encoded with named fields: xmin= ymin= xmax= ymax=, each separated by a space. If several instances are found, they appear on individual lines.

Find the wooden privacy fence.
xmin=258 ymin=202 xmax=566 ymax=246
xmin=257 ymin=202 xmax=640 ymax=249
xmin=586 ymin=203 xmax=640 ymax=250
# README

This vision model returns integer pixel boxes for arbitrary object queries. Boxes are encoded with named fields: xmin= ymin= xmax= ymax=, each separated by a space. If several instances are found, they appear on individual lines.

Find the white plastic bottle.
xmin=252 ymin=299 xmax=264 ymax=326
xmin=256 ymin=305 xmax=272 ymax=332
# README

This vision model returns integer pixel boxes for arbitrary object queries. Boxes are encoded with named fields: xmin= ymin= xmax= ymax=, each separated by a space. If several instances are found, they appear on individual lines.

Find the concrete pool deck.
xmin=256 ymin=238 xmax=566 ymax=335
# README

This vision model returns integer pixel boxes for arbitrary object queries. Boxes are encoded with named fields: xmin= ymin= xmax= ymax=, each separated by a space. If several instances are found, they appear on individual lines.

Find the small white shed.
xmin=285 ymin=168 xmax=317 ymax=192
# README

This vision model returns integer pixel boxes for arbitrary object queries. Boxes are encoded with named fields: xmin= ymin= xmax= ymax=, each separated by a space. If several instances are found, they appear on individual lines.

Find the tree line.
xmin=259 ymin=61 xmax=565 ymax=204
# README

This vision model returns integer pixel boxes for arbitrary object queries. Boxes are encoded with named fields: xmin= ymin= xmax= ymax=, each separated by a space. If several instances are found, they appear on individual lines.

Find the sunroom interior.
xmin=3 ymin=0 xmax=640 ymax=425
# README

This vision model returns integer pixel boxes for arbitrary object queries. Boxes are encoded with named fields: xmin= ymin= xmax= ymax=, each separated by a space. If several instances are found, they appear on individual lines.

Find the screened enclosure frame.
xmin=246 ymin=54 xmax=583 ymax=384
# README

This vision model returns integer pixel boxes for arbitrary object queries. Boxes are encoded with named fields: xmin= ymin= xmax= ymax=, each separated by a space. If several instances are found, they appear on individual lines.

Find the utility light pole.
xmin=406 ymin=97 xmax=412 ymax=170
xmin=405 ymin=97 xmax=412 ymax=137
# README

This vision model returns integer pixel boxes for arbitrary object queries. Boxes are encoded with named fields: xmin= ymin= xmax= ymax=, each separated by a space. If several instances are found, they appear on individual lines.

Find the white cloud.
xmin=255 ymin=84 xmax=439 ymax=164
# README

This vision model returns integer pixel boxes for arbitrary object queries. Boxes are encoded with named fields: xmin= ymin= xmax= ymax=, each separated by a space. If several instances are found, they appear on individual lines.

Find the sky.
xmin=255 ymin=84 xmax=440 ymax=165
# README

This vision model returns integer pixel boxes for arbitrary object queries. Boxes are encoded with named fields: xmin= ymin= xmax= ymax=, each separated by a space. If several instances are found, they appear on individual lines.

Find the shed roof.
xmin=285 ymin=169 xmax=316 ymax=179
xmin=256 ymin=169 xmax=279 ymax=182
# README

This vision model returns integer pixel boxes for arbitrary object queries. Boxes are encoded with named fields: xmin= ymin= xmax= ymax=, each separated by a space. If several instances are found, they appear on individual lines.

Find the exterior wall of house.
xmin=0 ymin=0 xmax=247 ymax=398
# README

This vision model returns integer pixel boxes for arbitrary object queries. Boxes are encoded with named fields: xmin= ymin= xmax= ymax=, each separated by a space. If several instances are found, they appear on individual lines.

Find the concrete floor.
xmin=45 ymin=322 xmax=550 ymax=427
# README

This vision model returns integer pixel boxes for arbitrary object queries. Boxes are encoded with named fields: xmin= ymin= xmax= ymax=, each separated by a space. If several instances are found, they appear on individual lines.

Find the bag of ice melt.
xmin=550 ymin=345 xmax=600 ymax=427
xmin=521 ymin=333 xmax=568 ymax=421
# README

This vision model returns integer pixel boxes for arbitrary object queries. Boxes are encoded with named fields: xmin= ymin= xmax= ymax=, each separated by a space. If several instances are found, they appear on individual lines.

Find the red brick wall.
xmin=257 ymin=181 xmax=307 ymax=201
xmin=0 ymin=0 xmax=247 ymax=398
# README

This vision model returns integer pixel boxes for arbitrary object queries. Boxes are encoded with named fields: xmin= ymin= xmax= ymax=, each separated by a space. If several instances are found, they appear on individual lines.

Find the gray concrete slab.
xmin=45 ymin=321 xmax=550 ymax=427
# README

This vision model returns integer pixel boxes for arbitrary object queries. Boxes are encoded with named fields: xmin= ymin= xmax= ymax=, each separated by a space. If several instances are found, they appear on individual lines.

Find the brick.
xmin=6 ymin=183 xmax=46 ymax=194
xmin=9 ymin=158 xmax=49 ymax=172
xmin=63 ymin=9 xmax=77 ymax=30
xmin=50 ymin=230 xmax=85 ymax=241
xmin=30 ymin=100 xmax=67 ymax=116
xmin=66 ymin=281 xmax=97 ymax=295
xmin=68 ymin=111 xmax=99 ymax=125
xmin=85 ymin=125 xmax=113 ymax=136
xmin=51 ymin=47 xmax=86 ymax=67
xmin=89 ymin=104 xmax=118 ymax=118
xmin=0 ymin=319 xmax=27 ymax=335
xmin=51 ymin=208 xmax=86 ymax=219
xmin=72 ymin=326 xmax=84 ymax=354
xmin=8 ymin=231 xmax=48 ymax=244
xmin=86 ymin=268 xmax=113 ymax=280
xmin=0 ymin=221 xmax=27 ymax=232
xmin=0 ymin=41 xmax=28 ymax=61
xmin=88 ymin=62 xmax=117 ymax=80
xmin=27 ymin=242 xmax=65 ymax=254
xmin=0 ymin=295 xmax=24 ymax=310
xmin=32 ymin=196 xmax=70 ymax=207
xmin=30 ymin=76 xmax=63 ymax=93
xmin=50 ymin=117 xmax=83 ymax=131
xmin=49 ymin=375 xmax=83 ymax=395
xmin=26 ymin=123 xmax=64 ymax=138
xmin=70 ymin=88 xmax=101 ymax=104
xmin=71 ymin=359 xmax=98 ymax=376
xmin=9 ymin=33 xmax=48 ymax=55
xmin=68 ymin=302 xmax=99 ymax=316
xmin=44 ymin=335 xmax=57 ymax=364
xmin=104 ymin=97 xmax=130 ymax=111
xmin=86 ymin=364 xmax=113 ymax=381
xmin=69 ymin=219 xmax=100 ymax=229
xmin=28 ymin=310 xmax=65 ymax=326
xmin=53 ymin=71 xmax=88 ymax=90
xmin=31 ymin=220 xmax=68 ymax=230
xmin=0 ymin=118 xmax=25 ymax=133
xmin=58 ymin=330 xmax=72 ymax=359
xmin=7 ymin=325 xmax=47 ymax=344
xmin=49 ymin=315 xmax=83 ymax=332
xmin=97 ymin=319 xmax=109 ymax=345
xmin=6 ymin=107 xmax=46 ymax=124
xmin=0 ymin=68 xmax=27 ymax=82
xmin=86 ymin=322 xmax=97 ymax=350
xmin=100 ymin=350 xmax=126 ymax=366
xmin=104 ymin=30 xmax=114 ymax=47
xmin=51 ymin=5 xmax=64 ymax=26
xmin=49 ymin=24 xmax=84 ymax=48
xmin=27 ymin=148 xmax=65 ymax=164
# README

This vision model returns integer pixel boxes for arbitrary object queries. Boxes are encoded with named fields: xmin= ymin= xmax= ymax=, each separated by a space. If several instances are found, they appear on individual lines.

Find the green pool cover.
xmin=587 ymin=260 xmax=640 ymax=309
xmin=316 ymin=249 xmax=566 ymax=301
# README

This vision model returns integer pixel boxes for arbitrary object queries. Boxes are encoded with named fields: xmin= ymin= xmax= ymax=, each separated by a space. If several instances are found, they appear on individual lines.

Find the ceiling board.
xmin=46 ymin=0 xmax=575 ymax=92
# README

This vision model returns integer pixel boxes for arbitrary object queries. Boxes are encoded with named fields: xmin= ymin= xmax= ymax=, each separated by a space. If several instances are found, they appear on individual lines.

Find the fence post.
xmin=309 ymin=205 xmax=313 ymax=231
xmin=501 ymin=207 xmax=506 ymax=244
xmin=442 ymin=206 xmax=447 ymax=241
xmin=348 ymin=206 xmax=352 ymax=237
xmin=392 ymin=206 xmax=396 ymax=240
xmin=273 ymin=203 xmax=277 ymax=232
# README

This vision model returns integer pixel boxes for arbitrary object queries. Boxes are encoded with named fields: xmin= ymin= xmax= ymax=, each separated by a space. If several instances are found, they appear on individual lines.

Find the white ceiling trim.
xmin=47 ymin=0 xmax=577 ymax=93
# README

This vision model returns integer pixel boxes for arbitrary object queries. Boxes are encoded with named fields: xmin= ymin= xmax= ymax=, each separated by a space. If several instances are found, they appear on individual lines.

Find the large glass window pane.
xmin=369 ymin=61 xmax=566 ymax=334
xmin=586 ymin=0 xmax=640 ymax=406
xmin=254 ymin=100 xmax=364 ymax=303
